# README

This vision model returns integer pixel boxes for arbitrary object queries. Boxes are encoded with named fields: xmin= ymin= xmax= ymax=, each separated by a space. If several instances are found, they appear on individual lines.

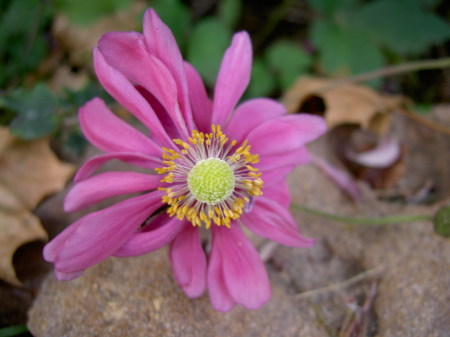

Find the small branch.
xmin=295 ymin=266 xmax=384 ymax=300
xmin=399 ymin=107 xmax=450 ymax=137
xmin=320 ymin=57 xmax=450 ymax=91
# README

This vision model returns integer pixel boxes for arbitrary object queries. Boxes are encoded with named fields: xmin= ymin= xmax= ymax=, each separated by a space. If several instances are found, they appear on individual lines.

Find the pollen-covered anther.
xmin=155 ymin=125 xmax=264 ymax=229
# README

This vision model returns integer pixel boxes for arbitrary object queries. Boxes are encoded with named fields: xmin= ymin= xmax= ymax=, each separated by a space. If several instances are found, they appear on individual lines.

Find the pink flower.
xmin=44 ymin=9 xmax=326 ymax=311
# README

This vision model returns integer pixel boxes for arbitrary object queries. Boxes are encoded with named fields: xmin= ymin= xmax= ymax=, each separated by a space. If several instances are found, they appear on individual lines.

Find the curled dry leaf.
xmin=0 ymin=127 xmax=75 ymax=285
xmin=0 ymin=185 xmax=47 ymax=286
xmin=282 ymin=77 xmax=405 ymax=135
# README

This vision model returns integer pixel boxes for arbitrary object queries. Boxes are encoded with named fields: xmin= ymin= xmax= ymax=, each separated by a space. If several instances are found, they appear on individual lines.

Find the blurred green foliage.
xmin=53 ymin=0 xmax=134 ymax=25
xmin=0 ymin=0 xmax=52 ymax=88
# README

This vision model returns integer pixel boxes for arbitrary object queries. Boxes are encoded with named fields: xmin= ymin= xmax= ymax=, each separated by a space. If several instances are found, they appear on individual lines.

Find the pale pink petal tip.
xmin=311 ymin=154 xmax=362 ymax=201
xmin=346 ymin=138 xmax=401 ymax=168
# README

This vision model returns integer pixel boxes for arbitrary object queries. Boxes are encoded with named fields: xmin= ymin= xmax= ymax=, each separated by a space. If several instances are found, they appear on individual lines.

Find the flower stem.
xmin=291 ymin=204 xmax=432 ymax=226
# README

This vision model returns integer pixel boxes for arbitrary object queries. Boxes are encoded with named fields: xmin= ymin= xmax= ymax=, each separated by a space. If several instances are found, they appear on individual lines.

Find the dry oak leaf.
xmin=0 ymin=127 xmax=75 ymax=285
xmin=282 ymin=77 xmax=405 ymax=135
xmin=0 ymin=127 xmax=75 ymax=209
xmin=0 ymin=184 xmax=47 ymax=286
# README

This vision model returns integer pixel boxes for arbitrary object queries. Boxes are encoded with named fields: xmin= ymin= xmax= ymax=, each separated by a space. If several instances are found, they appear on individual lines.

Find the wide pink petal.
xmin=53 ymin=191 xmax=163 ymax=274
xmin=259 ymin=166 xmax=293 ymax=188
xmin=207 ymin=234 xmax=236 ymax=312
xmin=213 ymin=225 xmax=271 ymax=310
xmin=248 ymin=114 xmax=326 ymax=156
xmin=98 ymin=32 xmax=189 ymax=139
xmin=143 ymin=9 xmax=194 ymax=131
xmin=262 ymin=180 xmax=291 ymax=208
xmin=114 ymin=213 xmax=185 ymax=257
xmin=242 ymin=197 xmax=315 ymax=247
xmin=212 ymin=32 xmax=252 ymax=127
xmin=65 ymin=172 xmax=161 ymax=212
xmin=170 ymin=225 xmax=206 ymax=298
xmin=44 ymin=217 xmax=83 ymax=263
xmin=257 ymin=146 xmax=311 ymax=172
xmin=226 ymin=98 xmax=286 ymax=143
xmin=184 ymin=62 xmax=212 ymax=132
xmin=79 ymin=97 xmax=160 ymax=155
xmin=94 ymin=48 xmax=172 ymax=147
xmin=74 ymin=152 xmax=161 ymax=182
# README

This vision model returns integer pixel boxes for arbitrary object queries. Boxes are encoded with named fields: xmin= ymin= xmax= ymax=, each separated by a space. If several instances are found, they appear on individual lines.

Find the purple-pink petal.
xmin=52 ymin=191 xmax=163 ymax=274
xmin=114 ymin=213 xmax=185 ymax=257
xmin=65 ymin=172 xmax=161 ymax=212
xmin=79 ymin=97 xmax=160 ymax=155
xmin=184 ymin=62 xmax=212 ymax=132
xmin=74 ymin=152 xmax=161 ymax=182
xmin=98 ymin=32 xmax=190 ymax=139
xmin=242 ymin=197 xmax=315 ymax=247
xmin=213 ymin=225 xmax=272 ymax=310
xmin=170 ymin=225 xmax=207 ymax=298
xmin=207 ymin=236 xmax=236 ymax=312
xmin=94 ymin=48 xmax=173 ymax=147
xmin=262 ymin=181 xmax=291 ymax=208
xmin=226 ymin=98 xmax=286 ymax=144
xmin=143 ymin=9 xmax=194 ymax=131
xmin=248 ymin=114 xmax=326 ymax=156
xmin=212 ymin=32 xmax=252 ymax=127
xmin=257 ymin=146 xmax=311 ymax=172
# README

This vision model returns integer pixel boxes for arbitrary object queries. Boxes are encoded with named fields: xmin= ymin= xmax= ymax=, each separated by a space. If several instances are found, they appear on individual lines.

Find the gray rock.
xmin=28 ymin=164 xmax=450 ymax=337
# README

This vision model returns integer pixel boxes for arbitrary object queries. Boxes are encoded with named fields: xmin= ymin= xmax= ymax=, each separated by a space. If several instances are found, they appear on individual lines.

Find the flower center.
xmin=156 ymin=125 xmax=263 ymax=229
xmin=187 ymin=158 xmax=235 ymax=205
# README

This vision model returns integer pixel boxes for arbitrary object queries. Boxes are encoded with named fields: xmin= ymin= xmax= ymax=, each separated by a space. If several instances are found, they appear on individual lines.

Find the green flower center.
xmin=187 ymin=158 xmax=235 ymax=205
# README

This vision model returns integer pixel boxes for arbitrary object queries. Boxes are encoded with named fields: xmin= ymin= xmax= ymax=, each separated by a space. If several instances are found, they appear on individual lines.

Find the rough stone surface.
xmin=28 ymin=155 xmax=450 ymax=337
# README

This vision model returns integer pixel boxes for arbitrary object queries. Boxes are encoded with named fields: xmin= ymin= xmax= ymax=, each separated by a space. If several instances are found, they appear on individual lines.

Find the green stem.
xmin=0 ymin=325 xmax=28 ymax=337
xmin=292 ymin=204 xmax=432 ymax=226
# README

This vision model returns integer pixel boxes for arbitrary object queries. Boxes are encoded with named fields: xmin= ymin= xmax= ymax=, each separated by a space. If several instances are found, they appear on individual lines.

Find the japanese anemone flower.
xmin=44 ymin=9 xmax=326 ymax=312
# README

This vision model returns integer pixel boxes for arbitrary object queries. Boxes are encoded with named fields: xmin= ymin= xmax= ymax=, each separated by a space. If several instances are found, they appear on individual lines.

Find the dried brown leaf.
xmin=0 ymin=185 xmax=47 ymax=286
xmin=0 ymin=127 xmax=75 ymax=285
xmin=0 ymin=128 xmax=75 ymax=209
xmin=282 ymin=77 xmax=405 ymax=135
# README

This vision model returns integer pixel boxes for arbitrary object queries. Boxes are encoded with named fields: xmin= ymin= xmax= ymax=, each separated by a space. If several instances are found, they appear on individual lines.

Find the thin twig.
xmin=398 ymin=107 xmax=450 ymax=136
xmin=295 ymin=266 xmax=384 ymax=300
xmin=320 ymin=57 xmax=450 ymax=91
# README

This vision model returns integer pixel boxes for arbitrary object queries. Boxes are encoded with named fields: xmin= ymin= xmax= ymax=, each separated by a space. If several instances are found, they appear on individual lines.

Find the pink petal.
xmin=184 ymin=62 xmax=212 ymax=132
xmin=346 ymin=138 xmax=401 ymax=168
xmin=248 ymin=114 xmax=326 ymax=156
xmin=53 ymin=191 xmax=163 ymax=274
xmin=44 ymin=217 xmax=83 ymax=263
xmin=226 ymin=98 xmax=286 ymax=144
xmin=242 ymin=197 xmax=315 ymax=247
xmin=170 ymin=225 xmax=206 ymax=298
xmin=262 ymin=180 xmax=291 ymax=208
xmin=257 ymin=146 xmax=311 ymax=172
xmin=207 ymin=236 xmax=236 ymax=312
xmin=258 ymin=166 xmax=293 ymax=188
xmin=311 ymin=155 xmax=362 ymax=201
xmin=54 ymin=270 xmax=83 ymax=281
xmin=98 ymin=32 xmax=189 ymax=139
xmin=79 ymin=97 xmax=160 ymax=155
xmin=94 ymin=48 xmax=172 ymax=147
xmin=212 ymin=225 xmax=271 ymax=310
xmin=212 ymin=32 xmax=252 ymax=127
xmin=143 ymin=9 xmax=194 ymax=131
xmin=65 ymin=172 xmax=161 ymax=212
xmin=74 ymin=152 xmax=161 ymax=182
xmin=114 ymin=213 xmax=185 ymax=257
